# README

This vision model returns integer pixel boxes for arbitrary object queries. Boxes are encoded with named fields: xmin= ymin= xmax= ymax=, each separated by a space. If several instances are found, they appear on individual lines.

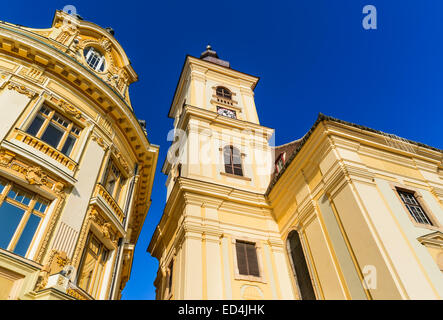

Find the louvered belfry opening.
xmin=235 ymin=240 xmax=260 ymax=277
xmin=287 ymin=230 xmax=316 ymax=300
xmin=224 ymin=145 xmax=243 ymax=176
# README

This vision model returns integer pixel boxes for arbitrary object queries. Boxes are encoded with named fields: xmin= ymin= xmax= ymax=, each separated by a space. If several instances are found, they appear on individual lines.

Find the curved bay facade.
xmin=0 ymin=10 xmax=159 ymax=300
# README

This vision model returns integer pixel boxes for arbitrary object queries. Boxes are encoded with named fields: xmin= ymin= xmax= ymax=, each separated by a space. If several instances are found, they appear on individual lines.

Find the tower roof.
xmin=200 ymin=44 xmax=230 ymax=68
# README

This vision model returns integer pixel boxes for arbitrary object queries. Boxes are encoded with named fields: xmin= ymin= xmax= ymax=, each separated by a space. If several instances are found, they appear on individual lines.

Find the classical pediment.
xmin=417 ymin=231 xmax=443 ymax=247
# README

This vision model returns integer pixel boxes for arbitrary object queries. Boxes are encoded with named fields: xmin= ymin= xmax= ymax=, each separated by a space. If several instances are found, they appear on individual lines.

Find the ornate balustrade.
xmin=94 ymin=183 xmax=125 ymax=225
xmin=13 ymin=129 xmax=77 ymax=171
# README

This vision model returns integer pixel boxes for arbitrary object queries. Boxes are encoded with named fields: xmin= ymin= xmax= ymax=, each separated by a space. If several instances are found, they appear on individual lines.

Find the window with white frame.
xmin=83 ymin=47 xmax=106 ymax=72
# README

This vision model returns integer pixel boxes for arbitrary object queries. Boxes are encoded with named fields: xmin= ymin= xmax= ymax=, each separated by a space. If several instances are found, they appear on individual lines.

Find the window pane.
xmin=114 ymin=178 xmax=126 ymax=202
xmin=236 ymin=242 xmax=248 ymax=275
xmin=13 ymin=214 xmax=41 ymax=257
xmin=26 ymin=115 xmax=44 ymax=136
xmin=61 ymin=135 xmax=76 ymax=156
xmin=7 ymin=187 xmax=32 ymax=206
xmin=78 ymin=250 xmax=97 ymax=292
xmin=34 ymin=198 xmax=49 ymax=213
xmin=0 ymin=202 xmax=25 ymax=250
xmin=41 ymin=123 xmax=64 ymax=149
xmin=105 ymin=177 xmax=116 ymax=196
xmin=0 ymin=179 xmax=6 ymax=194
xmin=245 ymin=243 xmax=260 ymax=276
xmin=91 ymin=262 xmax=103 ymax=297
xmin=40 ymin=106 xmax=50 ymax=116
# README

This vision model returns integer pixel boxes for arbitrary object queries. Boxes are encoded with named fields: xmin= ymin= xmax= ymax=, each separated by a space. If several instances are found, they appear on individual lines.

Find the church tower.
xmin=148 ymin=46 xmax=296 ymax=300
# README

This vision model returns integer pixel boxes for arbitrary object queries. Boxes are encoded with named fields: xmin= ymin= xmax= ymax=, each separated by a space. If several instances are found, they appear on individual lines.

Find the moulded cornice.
xmin=326 ymin=121 xmax=442 ymax=164
xmin=178 ymin=104 xmax=274 ymax=139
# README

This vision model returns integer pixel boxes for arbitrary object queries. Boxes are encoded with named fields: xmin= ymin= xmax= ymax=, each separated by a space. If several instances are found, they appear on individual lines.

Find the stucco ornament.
xmin=25 ymin=166 xmax=48 ymax=186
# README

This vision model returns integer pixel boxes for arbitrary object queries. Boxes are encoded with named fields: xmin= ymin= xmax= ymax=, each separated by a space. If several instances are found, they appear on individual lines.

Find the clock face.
xmin=217 ymin=106 xmax=237 ymax=119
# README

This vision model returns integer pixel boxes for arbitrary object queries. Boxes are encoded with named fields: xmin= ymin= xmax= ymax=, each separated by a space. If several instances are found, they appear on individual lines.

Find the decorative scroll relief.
xmin=0 ymin=149 xmax=65 ymax=193
xmin=42 ymin=92 xmax=86 ymax=122
xmin=34 ymin=249 xmax=71 ymax=291
xmin=71 ymin=205 xmax=121 ymax=268
xmin=50 ymin=19 xmax=79 ymax=47
xmin=91 ymin=134 xmax=109 ymax=151
xmin=89 ymin=207 xmax=121 ymax=247
xmin=7 ymin=82 xmax=37 ymax=98
xmin=75 ymin=37 xmax=130 ymax=95
xmin=114 ymin=150 xmax=130 ymax=173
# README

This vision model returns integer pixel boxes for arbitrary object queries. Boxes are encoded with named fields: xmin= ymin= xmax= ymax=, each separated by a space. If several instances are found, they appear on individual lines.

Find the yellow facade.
xmin=0 ymin=11 xmax=159 ymax=300
xmin=149 ymin=47 xmax=443 ymax=300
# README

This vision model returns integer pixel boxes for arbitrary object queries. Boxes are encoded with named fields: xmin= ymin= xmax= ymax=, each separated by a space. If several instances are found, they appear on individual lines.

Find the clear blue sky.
xmin=3 ymin=0 xmax=443 ymax=300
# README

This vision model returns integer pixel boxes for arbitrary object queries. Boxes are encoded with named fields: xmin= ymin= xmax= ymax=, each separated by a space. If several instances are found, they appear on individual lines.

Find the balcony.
xmin=12 ymin=128 xmax=77 ymax=171
xmin=93 ymin=183 xmax=125 ymax=225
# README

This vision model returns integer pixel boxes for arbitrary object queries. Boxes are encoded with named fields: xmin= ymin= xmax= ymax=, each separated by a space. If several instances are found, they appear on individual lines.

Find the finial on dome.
xmin=199 ymin=44 xmax=230 ymax=68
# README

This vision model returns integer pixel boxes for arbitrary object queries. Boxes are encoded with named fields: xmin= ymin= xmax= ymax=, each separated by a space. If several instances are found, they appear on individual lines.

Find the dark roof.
xmin=266 ymin=113 xmax=443 ymax=196
xmin=270 ymin=139 xmax=303 ymax=181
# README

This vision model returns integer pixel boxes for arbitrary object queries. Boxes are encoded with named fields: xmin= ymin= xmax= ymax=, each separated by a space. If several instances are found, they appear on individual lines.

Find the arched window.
xmin=216 ymin=86 xmax=232 ymax=100
xmin=287 ymin=230 xmax=316 ymax=300
xmin=223 ymin=145 xmax=243 ymax=176
xmin=83 ymin=47 xmax=106 ymax=72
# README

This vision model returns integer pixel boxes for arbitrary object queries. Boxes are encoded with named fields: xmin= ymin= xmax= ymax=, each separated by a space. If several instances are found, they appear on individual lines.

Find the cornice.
xmin=178 ymin=104 xmax=274 ymax=138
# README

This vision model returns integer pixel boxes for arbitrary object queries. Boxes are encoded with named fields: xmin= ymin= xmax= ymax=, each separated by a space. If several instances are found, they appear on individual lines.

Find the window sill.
xmin=234 ymin=274 xmax=267 ymax=284
xmin=220 ymin=172 xmax=251 ymax=181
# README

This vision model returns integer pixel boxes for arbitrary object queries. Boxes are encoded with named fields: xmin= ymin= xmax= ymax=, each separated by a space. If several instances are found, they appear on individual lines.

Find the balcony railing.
xmin=94 ymin=183 xmax=125 ymax=225
xmin=13 ymin=129 xmax=77 ymax=171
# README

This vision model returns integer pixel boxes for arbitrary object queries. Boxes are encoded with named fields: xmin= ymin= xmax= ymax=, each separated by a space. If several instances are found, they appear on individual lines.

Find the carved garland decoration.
xmin=91 ymin=134 xmax=109 ymax=151
xmin=42 ymin=92 xmax=86 ymax=123
xmin=7 ymin=82 xmax=37 ymax=98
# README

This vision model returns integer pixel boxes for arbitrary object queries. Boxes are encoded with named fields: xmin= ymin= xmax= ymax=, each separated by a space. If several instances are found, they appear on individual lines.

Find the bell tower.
xmin=148 ymin=46 xmax=296 ymax=300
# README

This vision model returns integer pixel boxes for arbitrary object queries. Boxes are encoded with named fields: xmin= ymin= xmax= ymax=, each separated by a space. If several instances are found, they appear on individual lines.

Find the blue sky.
xmin=3 ymin=1 xmax=443 ymax=299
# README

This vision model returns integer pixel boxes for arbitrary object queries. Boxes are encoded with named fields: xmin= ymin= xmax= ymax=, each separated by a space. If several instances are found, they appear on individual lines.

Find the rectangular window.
xmin=224 ymin=146 xmax=243 ymax=176
xmin=235 ymin=240 xmax=260 ymax=277
xmin=102 ymin=159 xmax=126 ymax=204
xmin=397 ymin=189 xmax=433 ymax=226
xmin=0 ymin=180 xmax=49 ymax=257
xmin=275 ymin=153 xmax=286 ymax=173
xmin=77 ymin=233 xmax=109 ymax=298
xmin=25 ymin=104 xmax=82 ymax=157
